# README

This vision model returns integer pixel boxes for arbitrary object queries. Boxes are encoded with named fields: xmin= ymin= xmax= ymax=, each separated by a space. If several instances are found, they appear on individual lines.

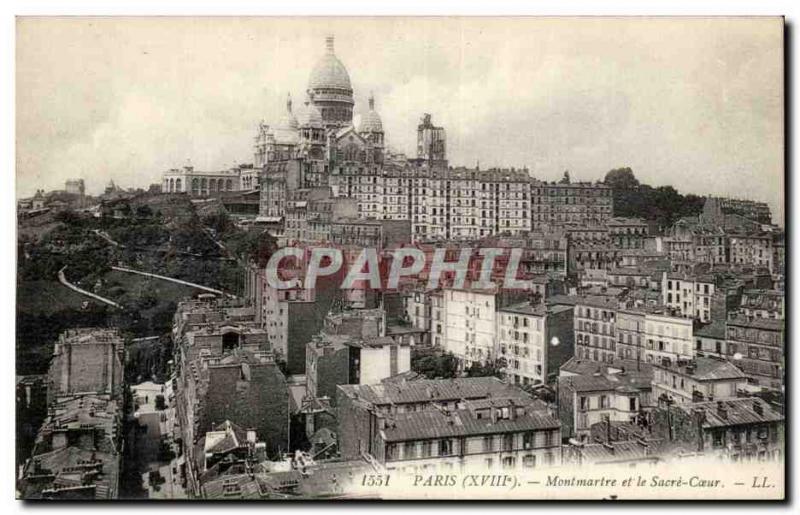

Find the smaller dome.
xmin=357 ymin=93 xmax=383 ymax=133
xmin=276 ymin=93 xmax=298 ymax=131
xmin=297 ymin=94 xmax=324 ymax=128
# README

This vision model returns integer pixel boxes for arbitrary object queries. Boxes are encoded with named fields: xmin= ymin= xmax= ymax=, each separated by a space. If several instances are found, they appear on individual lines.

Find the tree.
xmin=603 ymin=167 xmax=639 ymax=190
xmin=411 ymin=347 xmax=459 ymax=379
xmin=135 ymin=205 xmax=154 ymax=219
xmin=202 ymin=211 xmax=234 ymax=236
xmin=465 ymin=359 xmax=504 ymax=379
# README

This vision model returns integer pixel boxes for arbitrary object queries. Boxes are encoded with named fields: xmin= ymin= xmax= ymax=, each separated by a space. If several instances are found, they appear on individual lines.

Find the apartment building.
xmin=573 ymin=295 xmax=620 ymax=364
xmin=662 ymin=272 xmax=716 ymax=323
xmin=643 ymin=311 xmax=694 ymax=365
xmin=336 ymin=377 xmax=558 ymax=471
xmin=442 ymin=287 xmax=498 ymax=367
xmin=726 ymin=315 xmax=784 ymax=390
xmin=374 ymin=399 xmax=561 ymax=473
xmin=496 ymin=302 xmax=574 ymax=386
xmin=557 ymin=368 xmax=652 ymax=441
xmin=652 ymin=356 xmax=748 ymax=405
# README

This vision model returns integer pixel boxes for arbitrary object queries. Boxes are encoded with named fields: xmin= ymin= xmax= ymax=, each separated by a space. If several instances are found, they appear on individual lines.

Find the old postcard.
xmin=15 ymin=16 xmax=784 ymax=500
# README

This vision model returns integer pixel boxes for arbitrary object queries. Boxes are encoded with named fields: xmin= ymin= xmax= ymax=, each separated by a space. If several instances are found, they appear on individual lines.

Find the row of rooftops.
xmin=682 ymin=397 xmax=783 ymax=428
xmin=337 ymin=376 xmax=528 ymax=407
xmin=21 ymin=393 xmax=122 ymax=500
xmin=499 ymin=301 xmax=573 ymax=317
xmin=379 ymin=402 xmax=560 ymax=443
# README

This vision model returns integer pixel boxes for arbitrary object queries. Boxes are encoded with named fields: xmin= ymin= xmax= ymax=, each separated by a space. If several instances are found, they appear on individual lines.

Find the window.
xmin=523 ymin=455 xmax=536 ymax=468
xmin=502 ymin=456 xmax=516 ymax=469
xmin=483 ymin=435 xmax=494 ymax=452
xmin=422 ymin=441 xmax=432 ymax=458
xmin=523 ymin=432 xmax=534 ymax=449
xmin=404 ymin=441 xmax=416 ymax=459
xmin=439 ymin=439 xmax=453 ymax=456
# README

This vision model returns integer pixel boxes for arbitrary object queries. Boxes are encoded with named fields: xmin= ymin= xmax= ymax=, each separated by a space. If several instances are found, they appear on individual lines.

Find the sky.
xmin=16 ymin=17 xmax=784 ymax=223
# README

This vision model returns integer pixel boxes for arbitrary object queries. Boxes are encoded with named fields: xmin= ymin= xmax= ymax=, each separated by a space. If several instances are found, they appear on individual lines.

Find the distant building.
xmin=605 ymin=217 xmax=649 ymax=249
xmin=662 ymin=271 xmax=716 ymax=323
xmin=46 ymin=328 xmax=124 ymax=405
xmin=162 ymin=164 xmax=248 ymax=196
xmin=704 ymin=196 xmax=772 ymax=225
xmin=497 ymin=302 xmax=574 ymax=386
xmin=442 ymin=287 xmax=499 ymax=368
xmin=651 ymin=356 xmax=748 ymax=405
xmin=572 ymin=295 xmax=621 ymax=364
xmin=726 ymin=315 xmax=784 ymax=390
xmin=739 ymin=289 xmax=784 ymax=320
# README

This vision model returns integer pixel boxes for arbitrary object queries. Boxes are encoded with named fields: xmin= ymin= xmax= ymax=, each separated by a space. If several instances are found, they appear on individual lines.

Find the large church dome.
xmin=307 ymin=36 xmax=354 ymax=128
xmin=308 ymin=36 xmax=352 ymax=91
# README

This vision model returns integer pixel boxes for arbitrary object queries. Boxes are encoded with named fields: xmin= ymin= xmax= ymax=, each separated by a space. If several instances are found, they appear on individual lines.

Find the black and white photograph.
xmin=11 ymin=13 xmax=787 ymax=502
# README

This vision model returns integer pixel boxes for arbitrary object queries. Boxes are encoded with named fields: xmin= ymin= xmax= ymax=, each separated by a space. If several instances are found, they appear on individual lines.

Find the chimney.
xmin=716 ymin=401 xmax=728 ymax=420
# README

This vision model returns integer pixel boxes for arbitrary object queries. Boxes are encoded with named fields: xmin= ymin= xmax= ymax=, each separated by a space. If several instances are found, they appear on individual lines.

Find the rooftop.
xmin=560 ymin=357 xmax=653 ymax=378
xmin=679 ymin=397 xmax=784 ymax=428
xmin=558 ymin=368 xmax=652 ymax=393
xmin=727 ymin=315 xmax=784 ymax=331
xmin=654 ymin=356 xmax=747 ymax=382
xmin=338 ymin=376 xmax=529 ymax=406
xmin=381 ymin=406 xmax=559 ymax=443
